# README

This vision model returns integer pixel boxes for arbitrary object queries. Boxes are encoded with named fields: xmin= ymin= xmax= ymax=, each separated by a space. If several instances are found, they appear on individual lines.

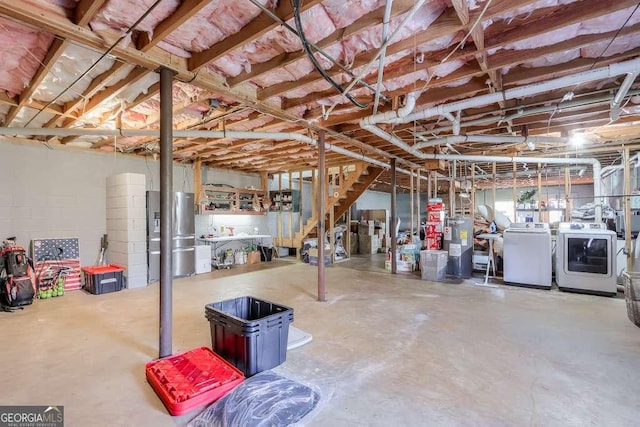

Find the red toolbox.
xmin=145 ymin=347 xmax=244 ymax=416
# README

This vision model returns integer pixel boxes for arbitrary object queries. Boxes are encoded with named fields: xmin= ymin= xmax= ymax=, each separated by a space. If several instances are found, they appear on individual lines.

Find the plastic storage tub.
xmin=81 ymin=264 xmax=125 ymax=294
xmin=205 ymin=296 xmax=294 ymax=376
xmin=420 ymin=250 xmax=448 ymax=282
xmin=623 ymin=272 xmax=640 ymax=327
xmin=145 ymin=346 xmax=244 ymax=416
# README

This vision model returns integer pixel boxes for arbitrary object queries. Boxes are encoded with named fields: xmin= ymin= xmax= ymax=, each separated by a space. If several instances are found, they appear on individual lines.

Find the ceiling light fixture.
xmin=570 ymin=133 xmax=587 ymax=146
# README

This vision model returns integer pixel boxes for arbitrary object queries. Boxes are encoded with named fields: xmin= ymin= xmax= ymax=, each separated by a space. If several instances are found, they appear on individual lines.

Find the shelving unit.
xmin=269 ymin=189 xmax=300 ymax=212
xmin=199 ymin=185 xmax=266 ymax=215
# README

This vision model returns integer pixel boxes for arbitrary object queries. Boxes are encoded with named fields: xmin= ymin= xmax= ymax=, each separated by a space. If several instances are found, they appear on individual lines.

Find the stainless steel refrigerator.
xmin=147 ymin=191 xmax=196 ymax=283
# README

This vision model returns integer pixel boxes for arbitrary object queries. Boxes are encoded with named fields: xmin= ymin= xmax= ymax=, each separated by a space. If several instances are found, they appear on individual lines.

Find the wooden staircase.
xmin=293 ymin=164 xmax=384 ymax=245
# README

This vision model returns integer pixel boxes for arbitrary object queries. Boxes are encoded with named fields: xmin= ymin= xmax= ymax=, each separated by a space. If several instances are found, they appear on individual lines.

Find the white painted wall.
xmin=0 ymin=139 xmax=263 ymax=266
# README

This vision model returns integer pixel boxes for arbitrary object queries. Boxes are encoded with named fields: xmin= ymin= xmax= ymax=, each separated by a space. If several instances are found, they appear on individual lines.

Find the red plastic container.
xmin=145 ymin=347 xmax=244 ymax=416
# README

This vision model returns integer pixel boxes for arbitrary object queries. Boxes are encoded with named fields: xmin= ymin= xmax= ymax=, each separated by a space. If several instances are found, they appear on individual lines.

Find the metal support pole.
xmin=537 ymin=163 xmax=543 ymax=221
xmin=417 ymin=169 xmax=421 ymax=243
xmin=564 ymin=157 xmax=571 ymax=222
xmin=471 ymin=164 xmax=476 ymax=216
xmin=391 ymin=158 xmax=397 ymax=274
xmin=624 ymin=147 xmax=633 ymax=271
xmin=410 ymin=168 xmax=414 ymax=238
xmin=492 ymin=163 xmax=497 ymax=220
xmin=513 ymin=163 xmax=517 ymax=221
xmin=159 ymin=66 xmax=175 ymax=359
xmin=317 ymin=131 xmax=327 ymax=301
xmin=427 ymin=171 xmax=432 ymax=200
xmin=451 ymin=160 xmax=457 ymax=217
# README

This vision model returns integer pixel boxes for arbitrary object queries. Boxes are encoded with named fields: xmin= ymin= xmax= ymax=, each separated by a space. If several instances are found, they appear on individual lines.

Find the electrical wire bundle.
xmin=291 ymin=0 xmax=367 ymax=108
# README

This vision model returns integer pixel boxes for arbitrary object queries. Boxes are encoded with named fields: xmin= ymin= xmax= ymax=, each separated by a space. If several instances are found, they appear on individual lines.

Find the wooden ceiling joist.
xmin=187 ymin=0 xmax=324 ymax=72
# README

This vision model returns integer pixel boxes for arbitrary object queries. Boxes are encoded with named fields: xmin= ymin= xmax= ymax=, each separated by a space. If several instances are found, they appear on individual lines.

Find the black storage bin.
xmin=205 ymin=296 xmax=293 ymax=376
xmin=81 ymin=265 xmax=125 ymax=295
xmin=258 ymin=245 xmax=273 ymax=262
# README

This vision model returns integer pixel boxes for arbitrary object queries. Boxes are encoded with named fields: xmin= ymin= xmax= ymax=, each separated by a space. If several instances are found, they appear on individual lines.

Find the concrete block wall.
xmin=106 ymin=173 xmax=147 ymax=288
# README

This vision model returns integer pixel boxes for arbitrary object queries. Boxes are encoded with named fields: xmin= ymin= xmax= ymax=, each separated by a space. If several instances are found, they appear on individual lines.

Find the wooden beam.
xmin=4 ymin=38 xmax=65 ymax=125
xmin=5 ymin=0 xmax=106 ymax=125
xmin=75 ymin=0 xmax=108 ymax=26
xmin=228 ymin=0 xmax=415 ymax=87
xmin=137 ymin=0 xmax=211 ymax=50
xmin=319 ymin=77 xmax=488 ymax=127
xmin=60 ymin=67 xmax=149 ymax=130
xmin=0 ymin=0 xmax=305 ymax=130
xmin=258 ymin=0 xmax=543 ymax=100
xmin=188 ymin=0 xmax=323 ymax=71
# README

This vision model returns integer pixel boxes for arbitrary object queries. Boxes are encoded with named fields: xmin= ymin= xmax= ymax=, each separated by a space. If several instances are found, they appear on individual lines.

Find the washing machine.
xmin=555 ymin=222 xmax=617 ymax=296
xmin=504 ymin=222 xmax=552 ymax=289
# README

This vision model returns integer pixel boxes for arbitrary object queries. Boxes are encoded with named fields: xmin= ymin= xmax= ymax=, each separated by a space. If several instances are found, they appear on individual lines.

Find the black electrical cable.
xmin=25 ymin=0 xmax=166 ymax=127
xmin=291 ymin=0 xmax=368 ymax=109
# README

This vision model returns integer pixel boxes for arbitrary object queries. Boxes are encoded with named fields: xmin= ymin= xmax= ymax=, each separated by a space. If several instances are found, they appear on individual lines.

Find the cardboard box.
xmin=350 ymin=232 xmax=359 ymax=254
xmin=359 ymin=235 xmax=380 ymax=254
xmin=358 ymin=223 xmax=375 ymax=236
xmin=246 ymin=251 xmax=261 ymax=265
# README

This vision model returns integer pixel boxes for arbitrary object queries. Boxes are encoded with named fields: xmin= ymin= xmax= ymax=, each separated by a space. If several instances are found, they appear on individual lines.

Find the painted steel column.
xmin=564 ymin=158 xmax=571 ymax=221
xmin=513 ymin=163 xmax=517 ymax=221
xmin=492 ymin=163 xmax=497 ymax=220
xmin=317 ymin=131 xmax=326 ymax=301
xmin=417 ymin=169 xmax=421 ymax=243
xmin=537 ymin=164 xmax=543 ymax=221
xmin=410 ymin=168 xmax=414 ymax=238
xmin=450 ymin=160 xmax=457 ymax=217
xmin=624 ymin=147 xmax=633 ymax=271
xmin=391 ymin=158 xmax=397 ymax=274
xmin=159 ymin=66 xmax=175 ymax=359
xmin=471 ymin=164 xmax=476 ymax=216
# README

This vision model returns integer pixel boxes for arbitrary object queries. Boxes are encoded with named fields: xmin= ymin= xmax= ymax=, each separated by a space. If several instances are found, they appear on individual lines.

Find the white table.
xmin=475 ymin=233 xmax=500 ymax=288
xmin=198 ymin=234 xmax=272 ymax=259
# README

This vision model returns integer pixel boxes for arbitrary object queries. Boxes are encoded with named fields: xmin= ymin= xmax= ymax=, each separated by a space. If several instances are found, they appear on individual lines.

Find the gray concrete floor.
xmin=2 ymin=254 xmax=639 ymax=426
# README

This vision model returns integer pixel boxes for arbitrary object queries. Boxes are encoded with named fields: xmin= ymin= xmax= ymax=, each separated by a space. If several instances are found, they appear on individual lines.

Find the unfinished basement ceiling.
xmin=0 ymin=0 xmax=639 ymax=189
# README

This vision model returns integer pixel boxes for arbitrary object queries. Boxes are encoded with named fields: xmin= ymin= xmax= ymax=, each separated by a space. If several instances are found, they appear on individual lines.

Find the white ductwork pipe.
xmin=358 ymin=60 xmax=640 ymax=222
xmin=611 ymin=71 xmax=639 ymax=121
xmin=601 ymin=165 xmax=625 ymax=179
xmin=362 ymin=91 xmax=418 ymax=125
xmin=373 ymin=0 xmax=394 ymax=114
xmin=601 ymin=153 xmax=640 ymax=178
xmin=419 ymin=89 xmax=640 ymax=137
xmin=414 ymin=134 xmax=567 ymax=149
xmin=382 ymin=57 xmax=640 ymax=125
xmin=360 ymin=122 xmax=604 ymax=221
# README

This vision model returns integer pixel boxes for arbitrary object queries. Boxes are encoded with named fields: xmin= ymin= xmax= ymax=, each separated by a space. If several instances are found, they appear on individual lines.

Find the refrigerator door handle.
xmin=173 ymin=247 xmax=195 ymax=253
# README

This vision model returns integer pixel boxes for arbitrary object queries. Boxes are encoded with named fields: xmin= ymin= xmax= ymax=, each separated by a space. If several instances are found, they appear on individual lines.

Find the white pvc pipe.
xmin=0 ymin=126 xmax=431 ymax=182
xmin=611 ymin=71 xmax=639 ymax=121
xmin=373 ymin=0 xmax=394 ymax=114
xmin=324 ymin=0 xmax=428 ymax=118
xmin=396 ymin=57 xmax=640 ymax=124
xmin=360 ymin=121 xmax=604 ymax=221
xmin=419 ymin=90 xmax=640 ymax=137
xmin=362 ymin=91 xmax=418 ymax=125
xmin=414 ymin=134 xmax=567 ymax=149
